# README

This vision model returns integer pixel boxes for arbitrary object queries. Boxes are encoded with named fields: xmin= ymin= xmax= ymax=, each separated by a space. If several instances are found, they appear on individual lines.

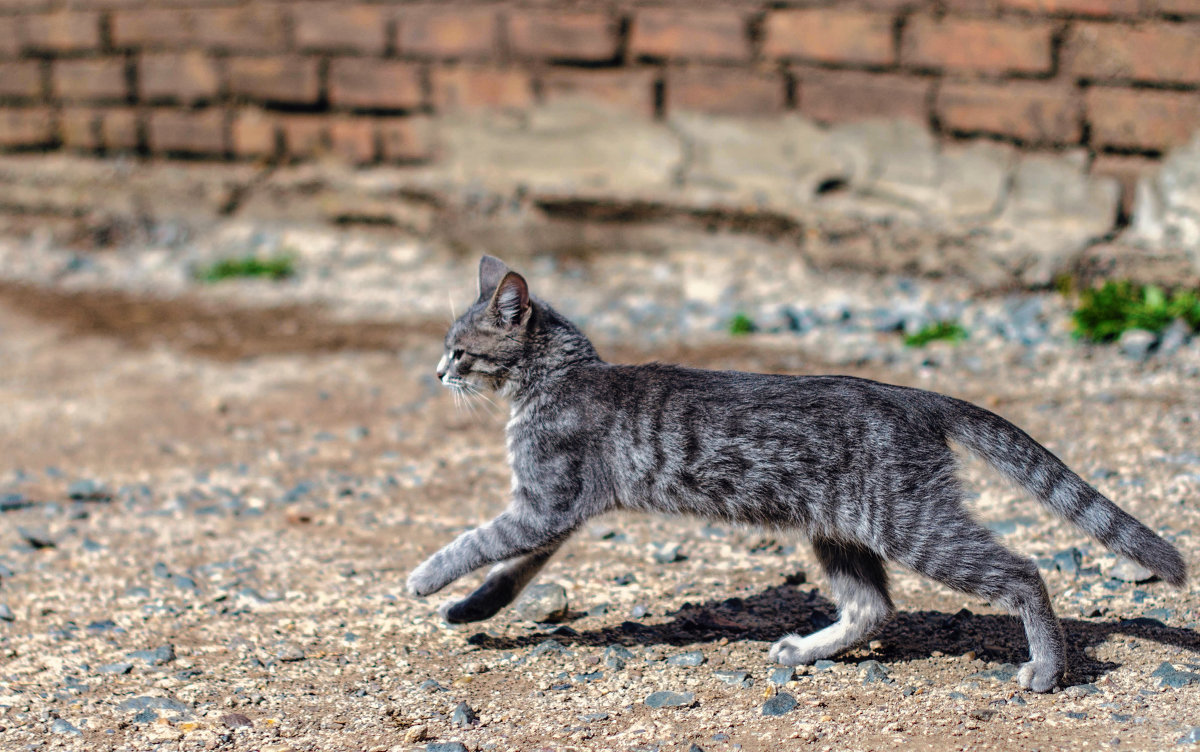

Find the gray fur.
xmin=409 ymin=256 xmax=1188 ymax=693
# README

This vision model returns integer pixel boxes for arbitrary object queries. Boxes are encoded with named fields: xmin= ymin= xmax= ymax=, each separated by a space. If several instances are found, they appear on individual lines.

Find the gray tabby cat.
xmin=408 ymin=256 xmax=1187 ymax=693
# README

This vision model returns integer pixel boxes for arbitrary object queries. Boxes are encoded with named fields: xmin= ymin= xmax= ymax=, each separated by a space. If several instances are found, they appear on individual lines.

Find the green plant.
xmin=728 ymin=312 xmax=757 ymax=335
xmin=904 ymin=320 xmax=967 ymax=348
xmin=1072 ymin=281 xmax=1200 ymax=342
xmin=196 ymin=255 xmax=295 ymax=283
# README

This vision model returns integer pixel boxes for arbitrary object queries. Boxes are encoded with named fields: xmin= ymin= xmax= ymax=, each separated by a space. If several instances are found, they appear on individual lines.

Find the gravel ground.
xmin=0 ymin=227 xmax=1198 ymax=752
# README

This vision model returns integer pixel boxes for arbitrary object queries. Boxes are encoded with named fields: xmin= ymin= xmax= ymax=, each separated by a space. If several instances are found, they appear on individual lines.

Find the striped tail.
xmin=943 ymin=398 xmax=1187 ymax=588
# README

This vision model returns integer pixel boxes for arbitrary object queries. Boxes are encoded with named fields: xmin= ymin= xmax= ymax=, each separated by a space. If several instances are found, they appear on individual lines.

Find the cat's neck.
xmin=504 ymin=302 xmax=601 ymax=403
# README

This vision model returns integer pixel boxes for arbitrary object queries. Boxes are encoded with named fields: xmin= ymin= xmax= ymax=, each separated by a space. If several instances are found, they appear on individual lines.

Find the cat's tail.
xmin=943 ymin=398 xmax=1187 ymax=588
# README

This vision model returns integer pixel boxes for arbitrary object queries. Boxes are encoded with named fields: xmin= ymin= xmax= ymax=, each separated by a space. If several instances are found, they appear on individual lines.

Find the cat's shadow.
xmin=464 ymin=584 xmax=1200 ymax=686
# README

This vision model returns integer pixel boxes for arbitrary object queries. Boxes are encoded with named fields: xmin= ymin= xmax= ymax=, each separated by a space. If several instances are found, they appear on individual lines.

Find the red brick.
xmin=329 ymin=59 xmax=423 ymax=110
xmin=61 ymin=107 xmax=101 ymax=150
xmin=0 ymin=61 xmax=43 ymax=99
xmin=147 ymin=108 xmax=225 ymax=155
xmin=1066 ymin=22 xmax=1200 ymax=84
xmin=102 ymin=108 xmax=138 ymax=150
xmin=542 ymin=68 xmax=657 ymax=118
xmin=508 ymin=12 xmax=617 ymax=62
xmin=229 ymin=57 xmax=320 ymax=104
xmin=0 ymin=18 xmax=21 ymax=58
xmin=431 ymin=66 xmax=534 ymax=111
xmin=231 ymin=108 xmax=277 ymax=157
xmin=112 ymin=9 xmax=192 ymax=48
xmin=997 ymin=0 xmax=1140 ymax=14
xmin=0 ymin=108 xmax=54 ymax=146
xmin=379 ymin=116 xmax=431 ymax=162
xmin=667 ymin=66 xmax=785 ymax=116
xmin=293 ymin=3 xmax=388 ymax=54
xmin=329 ymin=117 xmax=376 ymax=163
xmin=195 ymin=6 xmax=286 ymax=53
xmin=1091 ymin=153 xmax=1155 ymax=218
xmin=280 ymin=115 xmax=326 ymax=157
xmin=141 ymin=51 xmax=221 ymax=103
xmin=937 ymin=80 xmax=1080 ymax=143
xmin=763 ymin=9 xmax=894 ymax=65
xmin=398 ymin=7 xmax=497 ymax=59
xmin=798 ymin=68 xmax=931 ymax=124
xmin=1086 ymin=87 xmax=1200 ymax=151
xmin=902 ymin=15 xmax=1053 ymax=74
xmin=23 ymin=11 xmax=100 ymax=52
xmin=54 ymin=58 xmax=127 ymax=102
xmin=630 ymin=9 xmax=749 ymax=62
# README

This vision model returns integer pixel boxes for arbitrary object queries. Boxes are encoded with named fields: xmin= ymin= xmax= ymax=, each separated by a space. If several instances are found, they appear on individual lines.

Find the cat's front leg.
xmin=438 ymin=543 xmax=562 ymax=623
xmin=407 ymin=507 xmax=572 ymax=598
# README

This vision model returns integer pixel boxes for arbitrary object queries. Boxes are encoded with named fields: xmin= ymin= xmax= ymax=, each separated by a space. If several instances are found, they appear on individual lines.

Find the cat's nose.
xmin=436 ymin=366 xmax=446 ymax=381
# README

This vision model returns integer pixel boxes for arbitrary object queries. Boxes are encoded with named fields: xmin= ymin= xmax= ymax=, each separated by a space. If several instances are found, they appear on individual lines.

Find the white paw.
xmin=406 ymin=563 xmax=442 ymax=597
xmin=1016 ymin=660 xmax=1061 ymax=693
xmin=769 ymin=634 xmax=825 ymax=666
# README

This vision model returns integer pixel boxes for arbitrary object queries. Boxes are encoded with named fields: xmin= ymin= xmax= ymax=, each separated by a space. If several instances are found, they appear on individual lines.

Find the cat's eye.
xmin=452 ymin=349 xmax=464 ymax=360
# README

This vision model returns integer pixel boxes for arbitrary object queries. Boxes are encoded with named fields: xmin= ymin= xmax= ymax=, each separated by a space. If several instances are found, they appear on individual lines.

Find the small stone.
xmin=1064 ymin=683 xmax=1101 ymax=698
xmin=652 ymin=542 xmax=684 ymax=564
xmin=859 ymin=659 xmax=892 ymax=684
xmin=275 ymin=644 xmax=305 ymax=662
xmin=970 ymin=663 xmax=1019 ymax=682
xmin=451 ymin=701 xmax=478 ymax=727
xmin=630 ymin=604 xmax=649 ymax=619
xmin=713 ymin=669 xmax=751 ymax=687
xmin=604 ymin=645 xmax=633 ymax=670
xmin=769 ymin=667 xmax=795 ymax=685
xmin=97 ymin=662 xmax=134 ymax=675
xmin=0 ymin=604 xmax=14 ymax=622
xmin=426 ymin=743 xmax=469 ymax=752
xmin=968 ymin=708 xmax=996 ymax=721
xmin=813 ymin=660 xmax=836 ymax=671
xmin=1054 ymin=548 xmax=1082 ymax=576
xmin=579 ymin=713 xmax=609 ymax=722
xmin=131 ymin=708 xmax=157 ymax=724
xmin=1118 ymin=329 xmax=1157 ymax=361
xmin=762 ymin=691 xmax=798 ymax=716
xmin=419 ymin=679 xmax=445 ymax=692
xmin=1109 ymin=558 xmax=1156 ymax=583
xmin=666 ymin=650 xmax=705 ymax=667
xmin=222 ymin=713 xmax=253 ymax=729
xmin=50 ymin=718 xmax=82 ymax=736
xmin=16 ymin=526 xmax=55 ymax=549
xmin=530 ymin=639 xmax=571 ymax=657
xmin=644 ymin=691 xmax=696 ymax=708
xmin=404 ymin=724 xmax=428 ymax=743
xmin=513 ymin=583 xmax=569 ymax=623
xmin=128 ymin=645 xmax=175 ymax=666
xmin=1177 ymin=727 xmax=1200 ymax=745
xmin=68 ymin=479 xmax=108 ymax=500
xmin=118 ymin=696 xmax=190 ymax=714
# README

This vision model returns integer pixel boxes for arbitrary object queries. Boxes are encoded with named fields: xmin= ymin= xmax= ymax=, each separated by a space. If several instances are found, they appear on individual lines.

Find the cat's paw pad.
xmin=406 ymin=563 xmax=443 ymax=598
xmin=769 ymin=635 xmax=823 ymax=666
xmin=1016 ymin=660 xmax=1062 ymax=693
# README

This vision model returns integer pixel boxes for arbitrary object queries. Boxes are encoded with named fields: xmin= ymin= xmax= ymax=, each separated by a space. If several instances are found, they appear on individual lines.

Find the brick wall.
xmin=0 ymin=0 xmax=1197 ymax=198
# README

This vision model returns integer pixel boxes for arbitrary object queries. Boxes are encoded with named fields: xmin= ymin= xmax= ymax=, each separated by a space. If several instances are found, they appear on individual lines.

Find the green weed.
xmin=196 ymin=255 xmax=295 ymax=283
xmin=728 ymin=312 xmax=757 ymax=335
xmin=904 ymin=320 xmax=968 ymax=348
xmin=1071 ymin=281 xmax=1200 ymax=342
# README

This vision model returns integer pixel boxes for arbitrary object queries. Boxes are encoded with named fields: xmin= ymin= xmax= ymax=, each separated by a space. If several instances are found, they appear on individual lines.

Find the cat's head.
xmin=436 ymin=256 xmax=533 ymax=398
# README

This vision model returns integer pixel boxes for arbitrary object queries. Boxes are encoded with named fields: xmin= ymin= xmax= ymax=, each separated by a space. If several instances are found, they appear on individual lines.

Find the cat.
xmin=407 ymin=255 xmax=1187 ymax=693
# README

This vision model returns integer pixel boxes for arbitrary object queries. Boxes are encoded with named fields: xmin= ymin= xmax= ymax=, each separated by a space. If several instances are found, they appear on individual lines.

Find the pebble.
xmin=426 ymin=744 xmax=469 ymax=752
xmin=968 ymin=708 xmax=996 ymax=721
xmin=0 ymin=604 xmax=13 ymax=622
xmin=666 ymin=651 xmax=705 ymax=667
xmin=604 ymin=645 xmax=634 ymax=670
xmin=1109 ymin=558 xmax=1156 ymax=583
xmin=644 ymin=691 xmax=696 ymax=708
xmin=97 ymin=662 xmax=134 ymax=675
xmin=1152 ymin=662 xmax=1200 ymax=688
xmin=579 ymin=713 xmax=609 ymax=722
xmin=859 ymin=660 xmax=892 ymax=684
xmin=713 ymin=670 xmax=751 ymax=688
xmin=16 ymin=526 xmax=55 ymax=549
xmin=50 ymin=718 xmax=82 ymax=736
xmin=513 ymin=583 xmax=569 ymax=623
xmin=451 ymin=701 xmax=478 ymax=727
xmin=404 ymin=724 xmax=427 ymax=743
xmin=768 ymin=667 xmax=794 ymax=685
xmin=1118 ymin=329 xmax=1157 ymax=361
xmin=118 ymin=696 xmax=190 ymax=713
xmin=761 ymin=691 xmax=798 ymax=716
xmin=276 ymin=644 xmax=306 ymax=662
xmin=419 ymin=679 xmax=445 ymax=692
xmin=652 ymin=542 xmax=684 ymax=564
xmin=1178 ymin=727 xmax=1200 ymax=745
xmin=1064 ymin=683 xmax=1101 ymax=697
xmin=1054 ymin=548 xmax=1082 ymax=576
xmin=68 ymin=479 xmax=108 ymax=500
xmin=221 ymin=713 xmax=253 ymax=728
xmin=128 ymin=644 xmax=175 ymax=665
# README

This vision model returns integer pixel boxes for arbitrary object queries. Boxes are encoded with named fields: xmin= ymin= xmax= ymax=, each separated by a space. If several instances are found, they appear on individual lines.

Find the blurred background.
xmin=1 ymin=3 xmax=1200 ymax=751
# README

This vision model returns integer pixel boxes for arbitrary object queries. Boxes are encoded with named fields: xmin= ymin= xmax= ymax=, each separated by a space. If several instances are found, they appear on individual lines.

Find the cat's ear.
xmin=488 ymin=271 xmax=530 ymax=328
xmin=478 ymin=255 xmax=509 ymax=300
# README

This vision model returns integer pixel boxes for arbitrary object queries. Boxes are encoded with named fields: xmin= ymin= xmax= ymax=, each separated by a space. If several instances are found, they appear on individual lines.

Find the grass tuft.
xmin=1071 ymin=281 xmax=1200 ymax=343
xmin=904 ymin=320 xmax=967 ymax=348
xmin=728 ymin=312 xmax=757 ymax=335
xmin=196 ymin=255 xmax=295 ymax=283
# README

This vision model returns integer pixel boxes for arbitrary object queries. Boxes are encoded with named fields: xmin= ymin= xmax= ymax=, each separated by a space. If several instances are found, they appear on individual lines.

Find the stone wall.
xmin=0 ymin=0 xmax=1199 ymax=213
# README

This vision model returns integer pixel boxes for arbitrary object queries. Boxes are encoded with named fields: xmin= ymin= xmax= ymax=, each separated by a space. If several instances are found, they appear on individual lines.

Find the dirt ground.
xmin=0 ymin=279 xmax=1198 ymax=752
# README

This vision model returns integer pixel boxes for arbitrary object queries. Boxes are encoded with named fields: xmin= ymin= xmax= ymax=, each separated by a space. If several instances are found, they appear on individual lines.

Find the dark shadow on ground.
xmin=463 ymin=584 xmax=1200 ymax=686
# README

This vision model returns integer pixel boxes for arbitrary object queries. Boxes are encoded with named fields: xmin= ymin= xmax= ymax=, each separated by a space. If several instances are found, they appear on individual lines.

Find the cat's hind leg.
xmin=770 ymin=538 xmax=894 ymax=667
xmin=438 ymin=544 xmax=561 ymax=624
xmin=898 ymin=520 xmax=1066 ymax=693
